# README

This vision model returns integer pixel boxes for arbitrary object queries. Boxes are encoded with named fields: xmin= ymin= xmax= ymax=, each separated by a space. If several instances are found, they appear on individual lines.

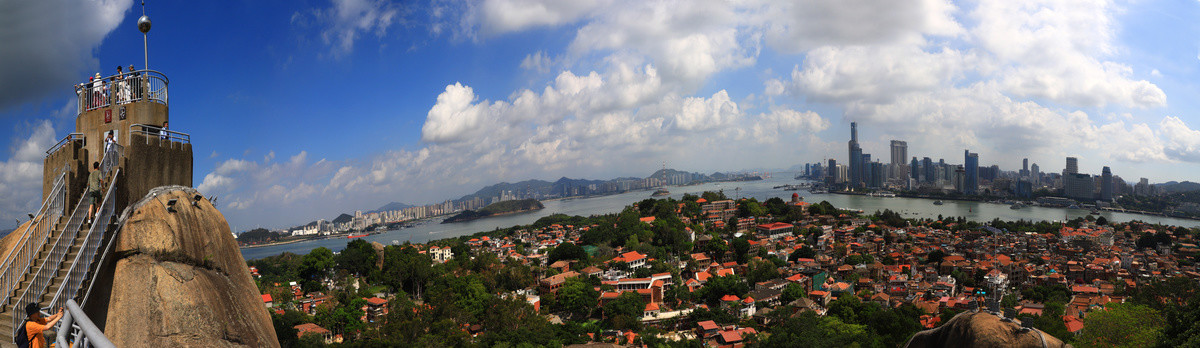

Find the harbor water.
xmin=240 ymin=173 xmax=1200 ymax=260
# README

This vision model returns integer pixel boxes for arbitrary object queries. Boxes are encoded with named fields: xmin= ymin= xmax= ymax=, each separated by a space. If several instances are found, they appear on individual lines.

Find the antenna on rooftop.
xmin=138 ymin=0 xmax=152 ymax=71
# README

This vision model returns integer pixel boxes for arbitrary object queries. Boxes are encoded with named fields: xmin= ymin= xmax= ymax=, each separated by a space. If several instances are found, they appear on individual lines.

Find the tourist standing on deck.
xmin=161 ymin=121 xmax=169 ymax=140
xmin=127 ymin=65 xmax=139 ymax=101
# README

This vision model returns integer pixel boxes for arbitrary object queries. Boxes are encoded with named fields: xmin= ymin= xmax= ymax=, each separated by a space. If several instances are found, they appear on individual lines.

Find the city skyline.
xmin=3 ymin=0 xmax=1200 ymax=231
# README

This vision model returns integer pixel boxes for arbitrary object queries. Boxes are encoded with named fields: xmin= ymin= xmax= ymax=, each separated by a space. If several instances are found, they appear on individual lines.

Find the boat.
xmin=346 ymin=234 xmax=368 ymax=239
xmin=933 ymin=200 xmax=943 ymax=205
xmin=651 ymin=188 xmax=670 ymax=197
xmin=1010 ymin=202 xmax=1027 ymax=210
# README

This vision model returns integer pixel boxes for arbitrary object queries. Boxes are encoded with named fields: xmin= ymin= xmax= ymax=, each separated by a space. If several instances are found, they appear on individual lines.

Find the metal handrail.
xmin=45 ymin=133 xmax=83 ymax=155
xmin=11 ymin=146 xmax=119 ymax=340
xmin=55 ymin=299 xmax=115 ymax=348
xmin=12 ymin=189 xmax=89 ymax=339
xmin=130 ymin=123 xmax=190 ymax=144
xmin=100 ymin=144 xmax=123 ymax=176
xmin=76 ymin=70 xmax=168 ymax=114
xmin=48 ymin=168 xmax=119 ymax=315
xmin=0 ymin=172 xmax=67 ymax=313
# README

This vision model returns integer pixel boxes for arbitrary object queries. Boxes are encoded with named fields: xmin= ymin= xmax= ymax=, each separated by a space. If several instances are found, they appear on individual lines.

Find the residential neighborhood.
xmin=250 ymin=191 xmax=1198 ymax=347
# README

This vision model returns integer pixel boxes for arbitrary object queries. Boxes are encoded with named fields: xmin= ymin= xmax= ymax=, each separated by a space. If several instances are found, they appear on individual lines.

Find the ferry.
xmin=346 ymin=234 xmax=369 ymax=239
xmin=1010 ymin=202 xmax=1027 ymax=210
xmin=867 ymin=192 xmax=896 ymax=198
xmin=933 ymin=200 xmax=944 ymax=205
xmin=651 ymin=188 xmax=671 ymax=197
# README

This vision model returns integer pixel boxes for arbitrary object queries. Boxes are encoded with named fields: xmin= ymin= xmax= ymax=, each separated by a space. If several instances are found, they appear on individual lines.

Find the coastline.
xmin=443 ymin=206 xmax=544 ymax=224
xmin=830 ymin=190 xmax=1200 ymax=222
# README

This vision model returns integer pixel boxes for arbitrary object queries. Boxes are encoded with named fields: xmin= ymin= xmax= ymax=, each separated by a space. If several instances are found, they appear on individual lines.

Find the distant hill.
xmin=1157 ymin=181 xmax=1200 ymax=193
xmin=372 ymin=202 xmax=415 ymax=213
xmin=443 ymin=199 xmax=544 ymax=224
xmin=332 ymin=213 xmax=354 ymax=224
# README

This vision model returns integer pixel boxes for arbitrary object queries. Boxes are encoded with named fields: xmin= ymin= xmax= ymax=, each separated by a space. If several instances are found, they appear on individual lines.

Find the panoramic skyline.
xmin=3 ymin=0 xmax=1200 ymax=230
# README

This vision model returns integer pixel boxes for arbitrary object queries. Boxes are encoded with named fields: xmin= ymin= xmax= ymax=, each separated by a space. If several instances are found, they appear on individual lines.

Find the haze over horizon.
xmin=3 ymin=0 xmax=1200 ymax=231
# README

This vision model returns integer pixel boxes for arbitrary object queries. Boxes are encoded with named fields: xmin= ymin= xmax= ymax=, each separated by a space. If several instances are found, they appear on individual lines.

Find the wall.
xmin=76 ymin=100 xmax=169 ymax=168
xmin=120 ymin=133 xmax=192 ymax=210
xmin=42 ymin=140 xmax=89 ymax=214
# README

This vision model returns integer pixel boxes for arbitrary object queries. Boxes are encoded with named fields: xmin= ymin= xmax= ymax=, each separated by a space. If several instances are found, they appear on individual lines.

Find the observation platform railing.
xmin=76 ymin=70 xmax=168 ymax=114
xmin=130 ymin=123 xmax=190 ymax=144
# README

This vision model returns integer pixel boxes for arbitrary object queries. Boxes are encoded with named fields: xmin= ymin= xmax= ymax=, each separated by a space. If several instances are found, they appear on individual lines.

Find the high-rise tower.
xmin=1065 ymin=157 xmax=1078 ymax=175
xmin=1101 ymin=166 xmax=1113 ymax=202
xmin=890 ymin=140 xmax=907 ymax=166
xmin=964 ymin=150 xmax=979 ymax=195
xmin=848 ymin=122 xmax=862 ymax=188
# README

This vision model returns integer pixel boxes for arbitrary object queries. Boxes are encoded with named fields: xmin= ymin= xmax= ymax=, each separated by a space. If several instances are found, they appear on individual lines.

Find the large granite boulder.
xmin=905 ymin=311 xmax=1072 ymax=348
xmin=102 ymin=186 xmax=278 ymax=347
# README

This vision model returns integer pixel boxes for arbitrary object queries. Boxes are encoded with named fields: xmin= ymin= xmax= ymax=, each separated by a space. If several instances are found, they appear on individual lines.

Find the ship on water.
xmin=651 ymin=188 xmax=670 ymax=197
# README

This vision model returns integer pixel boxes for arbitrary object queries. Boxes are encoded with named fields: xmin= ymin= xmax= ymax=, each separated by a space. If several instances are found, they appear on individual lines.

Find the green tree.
xmin=1076 ymin=303 xmax=1163 ymax=348
xmin=299 ymin=247 xmax=334 ymax=292
xmin=781 ymin=282 xmax=807 ymax=304
xmin=790 ymin=245 xmax=816 ymax=261
xmin=336 ymin=239 xmax=378 ymax=278
xmin=604 ymin=291 xmax=646 ymax=330
xmin=547 ymin=242 xmax=588 ymax=265
xmin=744 ymin=259 xmax=781 ymax=285
xmin=758 ymin=311 xmax=875 ymax=348
xmin=557 ymin=277 xmax=600 ymax=318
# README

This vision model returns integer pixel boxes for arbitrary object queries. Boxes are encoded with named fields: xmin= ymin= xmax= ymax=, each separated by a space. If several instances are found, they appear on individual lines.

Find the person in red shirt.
xmin=22 ymin=303 xmax=63 ymax=348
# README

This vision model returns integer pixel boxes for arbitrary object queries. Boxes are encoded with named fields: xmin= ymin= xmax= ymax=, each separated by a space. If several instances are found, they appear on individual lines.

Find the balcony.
xmin=75 ymin=70 xmax=168 ymax=114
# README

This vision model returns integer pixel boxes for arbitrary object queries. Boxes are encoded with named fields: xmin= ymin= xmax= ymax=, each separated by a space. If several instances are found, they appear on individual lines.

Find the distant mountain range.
xmin=371 ymin=202 xmax=415 ymax=213
xmin=268 ymin=168 xmax=762 ymax=233
xmin=1156 ymin=181 xmax=1200 ymax=193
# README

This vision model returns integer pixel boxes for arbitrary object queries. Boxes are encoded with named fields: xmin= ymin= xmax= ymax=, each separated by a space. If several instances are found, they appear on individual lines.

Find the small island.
xmin=442 ymin=198 xmax=545 ymax=223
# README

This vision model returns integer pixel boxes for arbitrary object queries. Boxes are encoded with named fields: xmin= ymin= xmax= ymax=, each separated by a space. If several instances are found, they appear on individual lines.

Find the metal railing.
xmin=0 ymin=171 xmax=67 ymax=314
xmin=76 ymin=70 xmax=168 ymax=114
xmin=130 ymin=123 xmax=190 ymax=144
xmin=47 ymin=168 xmax=119 ymax=318
xmin=55 ymin=299 xmax=114 ymax=348
xmin=11 ymin=187 xmax=89 ymax=339
xmin=45 ymin=133 xmax=83 ymax=156
xmin=100 ymin=143 xmax=123 ymax=176
xmin=11 ymin=145 xmax=121 ymax=341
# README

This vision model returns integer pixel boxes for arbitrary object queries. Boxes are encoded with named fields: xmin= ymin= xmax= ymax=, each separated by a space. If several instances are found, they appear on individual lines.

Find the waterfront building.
xmin=1031 ymin=163 xmax=1040 ymax=186
xmin=848 ymin=122 xmax=863 ymax=188
xmin=910 ymin=157 xmax=919 ymax=181
xmin=964 ymin=150 xmax=979 ymax=195
xmin=1065 ymin=173 xmax=1095 ymax=201
xmin=1101 ymin=166 xmax=1113 ymax=202
xmin=890 ymin=140 xmax=907 ymax=166
xmin=1065 ymin=157 xmax=1078 ymax=175
xmin=922 ymin=157 xmax=935 ymax=185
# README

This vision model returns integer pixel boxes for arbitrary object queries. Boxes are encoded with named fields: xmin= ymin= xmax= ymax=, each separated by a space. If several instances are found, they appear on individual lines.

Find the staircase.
xmin=0 ymin=217 xmax=85 ymax=339
xmin=0 ymin=148 xmax=122 ymax=345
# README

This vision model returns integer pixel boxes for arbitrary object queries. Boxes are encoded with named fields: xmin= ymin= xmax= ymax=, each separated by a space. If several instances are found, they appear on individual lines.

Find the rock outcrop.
xmin=905 ymin=311 xmax=1072 ymax=348
xmin=99 ymin=186 xmax=278 ymax=347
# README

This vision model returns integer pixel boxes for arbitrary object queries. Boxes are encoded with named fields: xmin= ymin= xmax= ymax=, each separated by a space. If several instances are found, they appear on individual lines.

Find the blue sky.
xmin=3 ymin=0 xmax=1200 ymax=231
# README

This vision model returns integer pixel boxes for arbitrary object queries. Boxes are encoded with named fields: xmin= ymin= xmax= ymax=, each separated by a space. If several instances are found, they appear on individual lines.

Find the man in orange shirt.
xmin=21 ymin=303 xmax=63 ymax=348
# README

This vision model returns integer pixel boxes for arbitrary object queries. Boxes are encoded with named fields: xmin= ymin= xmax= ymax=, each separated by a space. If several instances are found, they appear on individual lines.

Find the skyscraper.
xmin=964 ymin=150 xmax=979 ymax=195
xmin=1023 ymin=158 xmax=1028 ymax=172
xmin=922 ymin=157 xmax=935 ymax=184
xmin=890 ymin=140 xmax=907 ymax=166
xmin=1065 ymin=157 xmax=1078 ymax=175
xmin=848 ymin=122 xmax=862 ymax=188
xmin=910 ymin=157 xmax=919 ymax=180
xmin=1101 ymin=166 xmax=1113 ymax=202
xmin=1030 ymin=163 xmax=1040 ymax=186
xmin=862 ymin=154 xmax=873 ymax=187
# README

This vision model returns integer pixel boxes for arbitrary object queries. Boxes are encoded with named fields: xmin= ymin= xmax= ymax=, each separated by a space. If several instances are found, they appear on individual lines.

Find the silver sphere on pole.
xmin=138 ymin=15 xmax=151 ymax=34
